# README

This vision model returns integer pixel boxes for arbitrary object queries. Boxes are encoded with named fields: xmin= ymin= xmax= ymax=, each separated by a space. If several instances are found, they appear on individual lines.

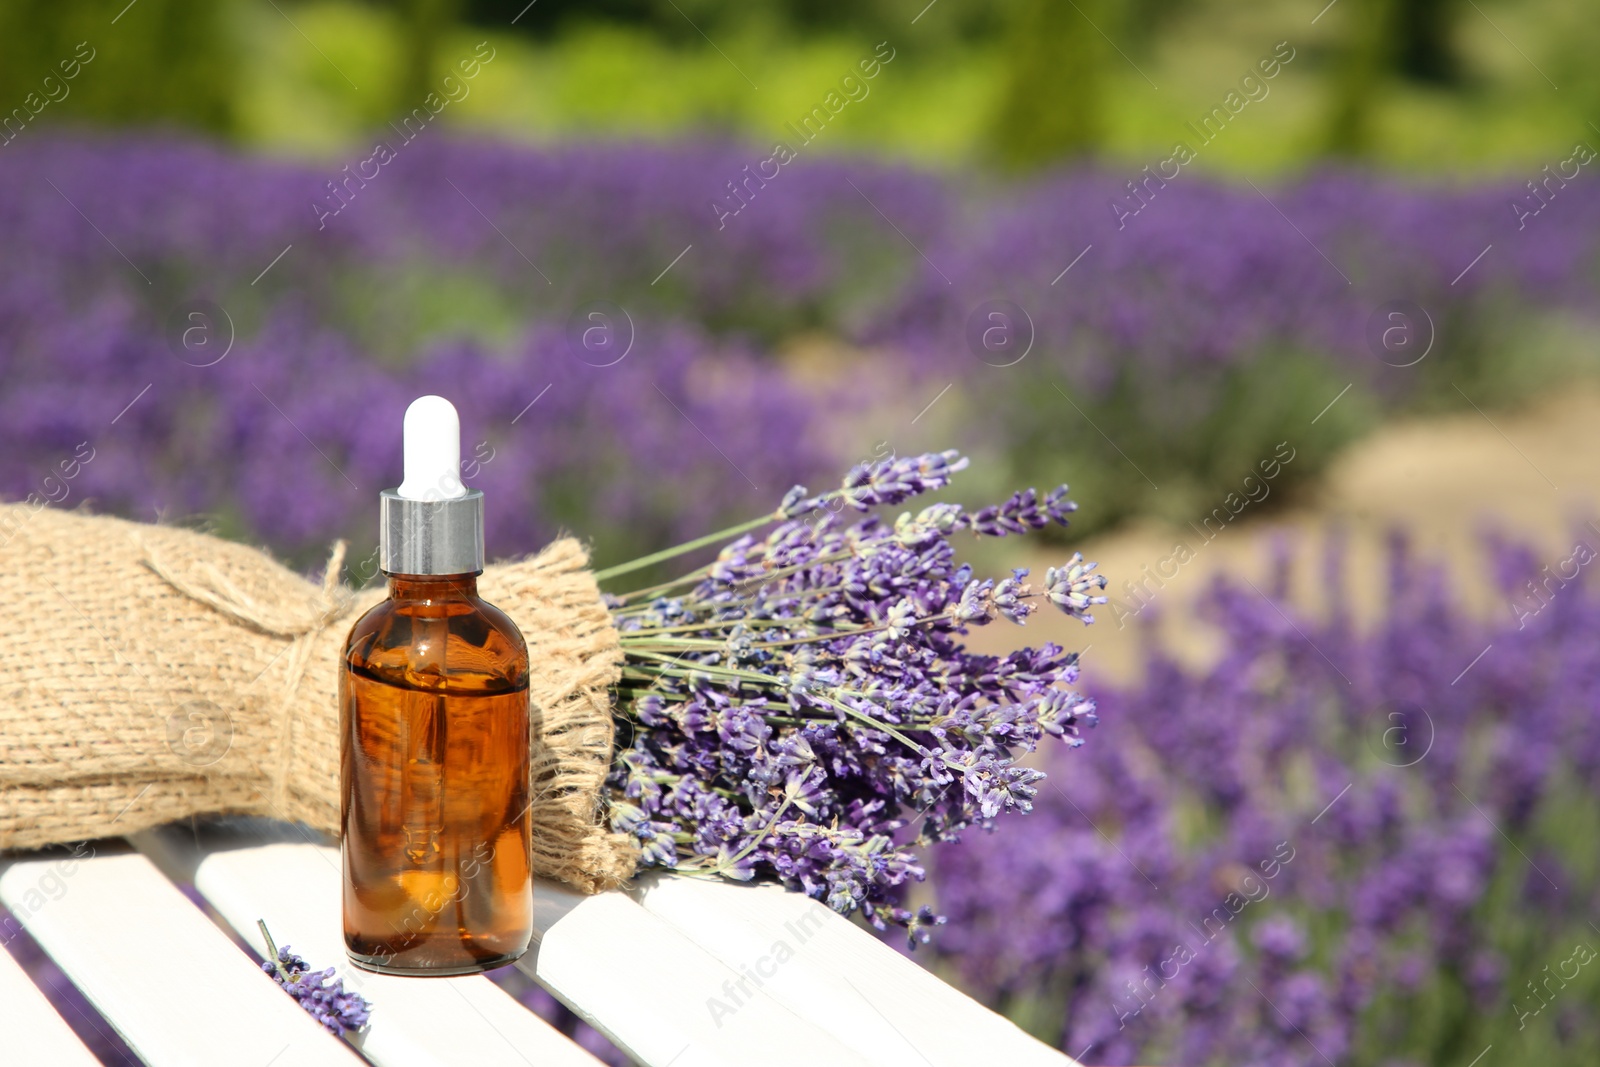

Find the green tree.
xmin=1323 ymin=0 xmax=1400 ymax=156
xmin=394 ymin=0 xmax=466 ymax=113
xmin=0 ymin=0 xmax=238 ymax=136
xmin=1394 ymin=0 xmax=1462 ymax=84
xmin=990 ymin=0 xmax=1108 ymax=170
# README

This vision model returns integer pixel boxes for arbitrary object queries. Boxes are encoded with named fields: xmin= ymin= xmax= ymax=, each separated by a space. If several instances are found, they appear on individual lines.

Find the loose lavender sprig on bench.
xmin=257 ymin=920 xmax=371 ymax=1036
xmin=602 ymin=452 xmax=1106 ymax=940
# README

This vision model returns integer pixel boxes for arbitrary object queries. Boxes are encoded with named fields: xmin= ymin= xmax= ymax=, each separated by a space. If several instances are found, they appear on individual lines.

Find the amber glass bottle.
xmin=340 ymin=395 xmax=533 ymax=976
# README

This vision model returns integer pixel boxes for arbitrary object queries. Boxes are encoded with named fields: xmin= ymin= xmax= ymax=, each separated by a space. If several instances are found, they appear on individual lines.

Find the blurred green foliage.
xmin=1394 ymin=0 xmax=1464 ymax=84
xmin=1323 ymin=0 xmax=1398 ymax=155
xmin=395 ymin=0 xmax=467 ymax=114
xmin=993 ymin=352 xmax=1377 ymax=540
xmin=9 ymin=0 xmax=1595 ymax=178
xmin=0 ymin=0 xmax=239 ymax=134
xmin=990 ymin=0 xmax=1108 ymax=168
xmin=9 ymin=0 xmax=1587 ymax=178
xmin=346 ymin=0 xmax=1600 ymax=173
xmin=457 ymin=0 xmax=999 ymax=45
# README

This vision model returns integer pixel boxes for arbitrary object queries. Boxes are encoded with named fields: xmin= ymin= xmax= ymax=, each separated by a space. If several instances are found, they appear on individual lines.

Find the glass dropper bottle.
xmin=339 ymin=395 xmax=533 ymax=975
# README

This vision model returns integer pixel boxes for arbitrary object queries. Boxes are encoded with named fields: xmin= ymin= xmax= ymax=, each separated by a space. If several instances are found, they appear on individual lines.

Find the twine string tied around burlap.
xmin=136 ymin=534 xmax=354 ymax=811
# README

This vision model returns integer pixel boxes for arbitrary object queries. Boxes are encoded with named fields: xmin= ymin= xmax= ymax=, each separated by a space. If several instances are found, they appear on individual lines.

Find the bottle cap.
xmin=379 ymin=395 xmax=484 ymax=575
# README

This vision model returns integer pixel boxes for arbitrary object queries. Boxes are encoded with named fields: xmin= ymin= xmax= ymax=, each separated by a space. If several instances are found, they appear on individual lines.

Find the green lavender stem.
xmin=593 ymin=513 xmax=779 ymax=583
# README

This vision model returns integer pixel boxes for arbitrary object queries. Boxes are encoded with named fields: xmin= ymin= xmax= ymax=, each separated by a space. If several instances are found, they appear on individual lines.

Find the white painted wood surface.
xmin=522 ymin=879 xmax=871 ymax=1067
xmin=3 ymin=822 xmax=1075 ymax=1067
xmin=633 ymin=872 xmax=1078 ymax=1067
xmin=0 ymin=932 xmax=100 ymax=1066
xmin=0 ymin=846 xmax=356 ymax=1067
xmin=138 ymin=826 xmax=603 ymax=1067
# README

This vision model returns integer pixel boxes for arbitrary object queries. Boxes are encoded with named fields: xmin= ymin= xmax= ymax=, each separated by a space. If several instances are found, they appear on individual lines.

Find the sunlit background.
xmin=4 ymin=1 xmax=1600 ymax=1063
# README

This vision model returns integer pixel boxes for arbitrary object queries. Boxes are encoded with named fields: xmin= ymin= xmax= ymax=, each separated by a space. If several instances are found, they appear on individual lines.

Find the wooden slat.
xmin=138 ymin=824 xmax=603 ymax=1067
xmin=632 ymin=873 xmax=1078 ymax=1067
xmin=132 ymin=818 xmax=1066 ymax=1066
xmin=0 ymin=935 xmax=100 ymax=1065
xmin=522 ymin=879 xmax=872 ymax=1067
xmin=0 ymin=844 xmax=356 ymax=1067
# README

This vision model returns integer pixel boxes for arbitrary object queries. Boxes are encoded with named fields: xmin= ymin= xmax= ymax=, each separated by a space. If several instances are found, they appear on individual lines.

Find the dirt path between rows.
xmin=969 ymin=384 xmax=1600 ymax=686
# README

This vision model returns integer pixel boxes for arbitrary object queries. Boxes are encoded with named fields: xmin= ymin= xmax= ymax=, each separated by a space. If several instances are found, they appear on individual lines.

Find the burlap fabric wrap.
xmin=0 ymin=504 xmax=637 ymax=893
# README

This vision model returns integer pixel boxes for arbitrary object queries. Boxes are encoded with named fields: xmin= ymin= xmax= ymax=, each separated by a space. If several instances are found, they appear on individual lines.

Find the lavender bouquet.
xmin=597 ymin=451 xmax=1107 ymax=937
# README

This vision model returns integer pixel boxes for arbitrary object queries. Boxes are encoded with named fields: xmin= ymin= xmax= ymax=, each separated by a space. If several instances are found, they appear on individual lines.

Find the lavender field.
xmin=5 ymin=135 xmax=1598 ymax=570
xmin=932 ymin=534 xmax=1600 ymax=1064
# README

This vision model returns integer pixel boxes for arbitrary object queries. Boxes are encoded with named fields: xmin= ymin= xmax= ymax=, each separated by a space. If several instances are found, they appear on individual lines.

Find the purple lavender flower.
xmin=778 ymin=450 xmax=971 ymax=519
xmin=257 ymin=921 xmax=370 ymax=1036
xmin=1045 ymin=553 xmax=1109 ymax=622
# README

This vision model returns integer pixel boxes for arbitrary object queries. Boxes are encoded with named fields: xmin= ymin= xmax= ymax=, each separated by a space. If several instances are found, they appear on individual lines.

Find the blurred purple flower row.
xmin=0 ymin=133 xmax=946 ymax=350
xmin=4 ymin=302 xmax=827 ymax=570
xmin=867 ymin=167 xmax=1600 ymax=532
xmin=0 ymin=134 xmax=952 ymax=568
xmin=873 ymin=167 xmax=1600 ymax=384
xmin=3 ymin=133 xmax=1598 ymax=561
xmin=924 ymin=533 xmax=1600 ymax=1064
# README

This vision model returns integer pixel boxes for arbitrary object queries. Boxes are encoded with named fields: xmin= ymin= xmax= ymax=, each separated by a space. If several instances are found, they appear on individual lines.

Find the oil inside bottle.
xmin=340 ymin=575 xmax=532 ymax=976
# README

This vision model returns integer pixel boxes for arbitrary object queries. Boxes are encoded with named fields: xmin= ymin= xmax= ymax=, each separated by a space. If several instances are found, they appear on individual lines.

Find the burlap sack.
xmin=0 ymin=503 xmax=637 ymax=893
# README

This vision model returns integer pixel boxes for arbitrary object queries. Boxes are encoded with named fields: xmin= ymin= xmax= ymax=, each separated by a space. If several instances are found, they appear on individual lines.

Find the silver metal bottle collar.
xmin=379 ymin=488 xmax=485 ymax=575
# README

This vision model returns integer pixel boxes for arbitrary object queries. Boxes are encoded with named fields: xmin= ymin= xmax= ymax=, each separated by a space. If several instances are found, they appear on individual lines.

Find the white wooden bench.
xmin=0 ymin=819 xmax=1077 ymax=1066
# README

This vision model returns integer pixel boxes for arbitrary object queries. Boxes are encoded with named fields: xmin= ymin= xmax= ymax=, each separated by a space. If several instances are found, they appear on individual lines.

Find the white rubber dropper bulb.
xmin=396 ymin=395 xmax=467 ymax=501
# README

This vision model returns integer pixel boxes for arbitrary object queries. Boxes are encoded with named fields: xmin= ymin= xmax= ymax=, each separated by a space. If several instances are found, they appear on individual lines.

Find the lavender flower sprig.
xmin=257 ymin=920 xmax=371 ymax=1036
xmin=594 ymin=450 xmax=974 ymax=585
xmin=601 ymin=452 xmax=1107 ymax=940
